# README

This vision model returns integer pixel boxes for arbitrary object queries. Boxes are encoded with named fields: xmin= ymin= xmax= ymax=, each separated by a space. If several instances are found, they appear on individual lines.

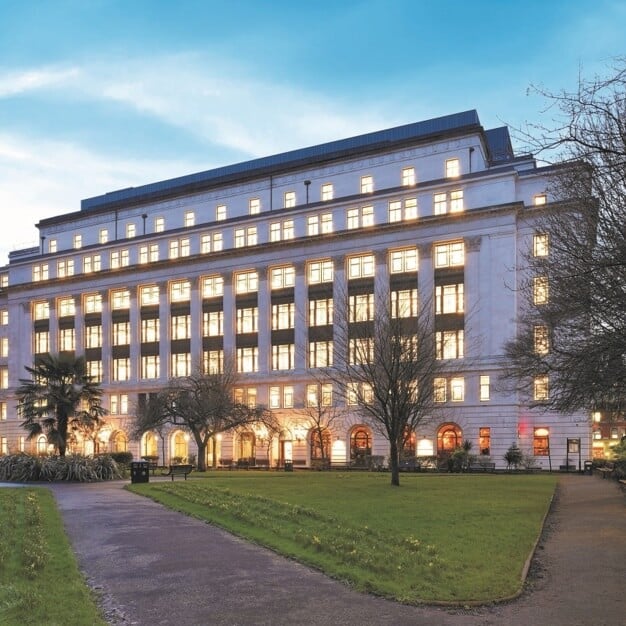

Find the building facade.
xmin=0 ymin=110 xmax=590 ymax=469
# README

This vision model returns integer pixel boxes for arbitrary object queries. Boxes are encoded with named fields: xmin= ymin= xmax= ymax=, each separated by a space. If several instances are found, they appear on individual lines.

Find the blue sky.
xmin=0 ymin=0 xmax=625 ymax=264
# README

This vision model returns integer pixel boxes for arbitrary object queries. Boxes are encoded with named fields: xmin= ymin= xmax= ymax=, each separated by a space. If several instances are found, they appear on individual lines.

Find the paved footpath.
xmin=45 ymin=474 xmax=625 ymax=626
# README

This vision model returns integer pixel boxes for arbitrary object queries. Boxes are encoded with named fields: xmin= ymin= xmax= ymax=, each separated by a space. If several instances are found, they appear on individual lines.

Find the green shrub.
xmin=504 ymin=443 xmax=523 ymax=469
xmin=109 ymin=451 xmax=133 ymax=465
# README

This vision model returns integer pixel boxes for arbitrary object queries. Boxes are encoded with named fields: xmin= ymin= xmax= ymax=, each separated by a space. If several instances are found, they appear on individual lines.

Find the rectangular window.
xmin=201 ymin=232 xmax=223 ymax=253
xmin=534 ymin=375 xmax=549 ymax=401
xmin=269 ymin=385 xmax=294 ymax=409
xmin=272 ymin=303 xmax=295 ymax=330
xmin=113 ymin=321 xmax=130 ymax=346
xmin=236 ymin=307 xmax=258 ymax=334
xmin=435 ymin=284 xmax=464 ymax=314
xmin=73 ymin=234 xmax=82 ymax=249
xmin=446 ymin=158 xmax=460 ymax=178
xmin=141 ymin=318 xmax=159 ymax=343
xmin=83 ymin=255 xmax=101 ymax=273
xmin=306 ymin=383 xmax=333 ymax=407
xmin=202 ymin=275 xmax=224 ymax=298
xmin=126 ymin=224 xmax=136 ymax=238
xmin=321 ymin=183 xmax=333 ymax=201
xmin=111 ymin=289 xmax=130 ymax=310
xmin=1 ymin=437 xmax=8 ymax=455
xmin=450 ymin=190 xmax=464 ymax=213
xmin=216 ymin=205 xmax=227 ymax=221
xmin=249 ymin=198 xmax=261 ymax=214
xmin=436 ymin=330 xmax=464 ymax=359
xmin=204 ymin=349 xmax=224 ymax=374
xmin=389 ymin=248 xmax=418 ymax=274
xmin=309 ymin=298 xmax=333 ymax=326
xmin=235 ymin=226 xmax=257 ymax=248
xmin=203 ymin=311 xmax=224 ymax=337
xmin=533 ymin=233 xmax=549 ymax=257
xmin=272 ymin=344 xmax=295 ymax=370
xmin=184 ymin=210 xmax=195 ymax=227
xmin=57 ymin=259 xmax=74 ymax=278
xmin=112 ymin=358 xmax=130 ymax=381
xmin=309 ymin=341 xmax=333 ymax=368
xmin=85 ymin=325 xmax=102 ymax=349
xmin=110 ymin=394 xmax=129 ymax=415
xmin=235 ymin=271 xmax=258 ymax=294
xmin=479 ymin=375 xmax=490 ymax=401
xmin=390 ymin=198 xmax=418 ymax=222
xmin=347 ymin=205 xmax=374 ymax=229
xmin=170 ymin=280 xmax=191 ymax=302
xmin=32 ymin=264 xmax=49 ymax=282
xmin=110 ymin=249 xmax=129 ymax=269
xmin=140 ymin=285 xmax=159 ymax=306
xmin=349 ymin=293 xmax=374 ymax=322
xmin=139 ymin=243 xmax=159 ymax=264
xmin=0 ymin=337 xmax=6 ymax=359
xmin=58 ymin=297 xmax=75 ymax=317
xmin=237 ymin=347 xmax=258 ymax=373
xmin=308 ymin=259 xmax=333 ymax=284
xmin=34 ymin=301 xmax=50 ymax=320
xmin=141 ymin=355 xmax=160 ymax=379
xmin=0 ymin=310 xmax=7 ymax=325
xmin=450 ymin=377 xmax=465 ymax=401
xmin=99 ymin=229 xmax=108 ymax=244
xmin=534 ymin=326 xmax=549 ymax=354
xmin=233 ymin=387 xmax=257 ymax=409
xmin=534 ymin=194 xmax=547 ymax=206
xmin=360 ymin=175 xmax=373 ymax=194
xmin=270 ymin=266 xmax=295 ymax=290
xmin=0 ymin=274 xmax=7 ymax=288
xmin=0 ymin=366 xmax=7 ymax=389
xmin=348 ymin=254 xmax=375 ymax=279
xmin=171 ymin=353 xmax=191 ymax=377
xmin=434 ymin=241 xmax=464 ymax=268
xmin=171 ymin=315 xmax=191 ymax=340
xmin=391 ymin=289 xmax=418 ymax=318
xmin=402 ymin=167 xmax=415 ymax=186
xmin=479 ymin=427 xmax=491 ymax=455
xmin=284 ymin=191 xmax=296 ymax=208
xmin=48 ymin=239 xmax=57 ymax=253
xmin=434 ymin=377 xmax=447 ymax=402
xmin=169 ymin=238 xmax=190 ymax=259
xmin=270 ymin=220 xmax=294 ymax=242
xmin=533 ymin=427 xmax=550 ymax=455
xmin=434 ymin=192 xmax=447 ymax=215
xmin=34 ymin=331 xmax=49 ymax=353
xmin=349 ymin=337 xmax=373 ymax=365
xmin=0 ymin=402 xmax=6 ymax=420
xmin=533 ymin=277 xmax=549 ymax=305
xmin=154 ymin=217 xmax=165 ymax=232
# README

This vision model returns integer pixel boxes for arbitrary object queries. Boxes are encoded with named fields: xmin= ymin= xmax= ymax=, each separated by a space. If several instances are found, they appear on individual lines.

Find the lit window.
xmin=388 ymin=198 xmax=417 ymax=222
xmin=534 ymin=326 xmax=549 ymax=354
xmin=309 ymin=298 xmax=333 ymax=326
xmin=236 ymin=307 xmax=258 ymax=334
xmin=308 ymin=341 xmax=333 ymax=368
xmin=434 ymin=242 xmax=464 ymax=268
xmin=85 ymin=325 xmax=102 ymax=349
xmin=435 ymin=284 xmax=464 ymax=314
xmin=434 ymin=377 xmax=447 ymax=402
xmin=269 ymin=385 xmax=295 ymax=409
xmin=34 ymin=331 xmax=49 ymax=353
xmin=140 ymin=285 xmax=159 ymax=306
xmin=446 ymin=158 xmax=460 ymax=178
xmin=98 ymin=229 xmax=108 ymax=244
xmin=233 ymin=387 xmax=257 ymax=409
xmin=249 ymin=198 xmax=261 ymax=214
xmin=270 ymin=266 xmax=295 ymax=289
xmin=235 ymin=271 xmax=258 ymax=294
xmin=533 ymin=427 xmax=550 ymax=455
xmin=348 ymin=254 xmax=375 ymax=279
xmin=204 ymin=349 xmax=224 ymax=374
xmin=59 ymin=328 xmax=75 ymax=351
xmin=126 ymin=224 xmax=135 ymax=239
xmin=534 ymin=194 xmax=547 ymax=206
xmin=170 ymin=280 xmax=191 ymax=302
xmin=235 ymin=227 xmax=257 ymax=248
xmin=57 ymin=259 xmax=74 ymax=278
xmin=154 ymin=217 xmax=165 ymax=232
xmin=202 ymin=275 xmax=224 ymax=298
xmin=110 ymin=394 xmax=129 ymax=415
xmin=110 ymin=249 xmax=129 ymax=269
xmin=0 ymin=310 xmax=7 ymax=325
xmin=391 ymin=289 xmax=418 ymax=318
xmin=139 ymin=243 xmax=159 ymax=263
xmin=534 ymin=375 xmax=549 ymax=401
xmin=32 ymin=264 xmax=49 ymax=282
xmin=321 ymin=183 xmax=333 ymax=201
xmin=216 ymin=205 xmax=227 ymax=221
xmin=450 ymin=190 xmax=463 ymax=213
xmin=402 ymin=167 xmax=416 ymax=186
xmin=141 ymin=355 xmax=160 ymax=379
xmin=73 ymin=234 xmax=82 ymax=249
xmin=58 ymin=297 xmax=75 ymax=317
xmin=0 ymin=274 xmax=7 ymax=288
xmin=48 ymin=239 xmax=57 ymax=253
xmin=349 ymin=337 xmax=373 ymax=365
xmin=33 ymin=301 xmax=50 ymax=320
xmin=479 ymin=375 xmax=490 ymax=401
xmin=112 ymin=358 xmax=131 ymax=381
xmin=272 ymin=344 xmax=295 ymax=370
xmin=270 ymin=220 xmax=294 ymax=242
xmin=184 ymin=211 xmax=195 ymax=227
xmin=169 ymin=238 xmax=190 ymax=259
xmin=347 ymin=206 xmax=374 ymax=229
xmin=306 ymin=383 xmax=333 ymax=407
xmin=272 ymin=303 xmax=295 ymax=330
xmin=450 ymin=377 xmax=465 ymax=401
xmin=111 ymin=289 xmax=130 ymax=310
xmin=171 ymin=353 xmax=191 ymax=377
xmin=204 ymin=311 xmax=224 ymax=337
xmin=610 ymin=427 xmax=619 ymax=439
xmin=349 ymin=294 xmax=374 ymax=322
xmin=360 ymin=175 xmax=374 ymax=194
xmin=436 ymin=330 xmax=464 ymax=359
xmin=308 ymin=259 xmax=333 ymax=284
xmin=201 ymin=232 xmax=223 ymax=253
xmin=347 ymin=382 xmax=373 ymax=405
xmin=141 ymin=318 xmax=159 ymax=342
xmin=0 ymin=402 xmax=6 ymax=420
xmin=389 ymin=248 xmax=418 ymax=274
xmin=83 ymin=255 xmax=101 ymax=273
xmin=533 ymin=277 xmax=548 ymax=305
xmin=284 ymin=191 xmax=296 ymax=208
xmin=479 ymin=427 xmax=491 ymax=455
xmin=112 ymin=321 xmax=130 ymax=346
xmin=533 ymin=233 xmax=549 ymax=257
xmin=237 ymin=347 xmax=258 ymax=373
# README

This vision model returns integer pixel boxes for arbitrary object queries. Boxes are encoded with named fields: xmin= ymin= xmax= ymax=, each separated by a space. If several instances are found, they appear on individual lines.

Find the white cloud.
xmin=0 ymin=66 xmax=80 ymax=97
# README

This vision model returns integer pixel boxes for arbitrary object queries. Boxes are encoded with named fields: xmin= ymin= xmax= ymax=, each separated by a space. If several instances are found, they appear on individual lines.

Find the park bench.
xmin=596 ymin=464 xmax=614 ymax=479
xmin=165 ymin=464 xmax=193 ymax=481
xmin=254 ymin=459 xmax=270 ymax=470
xmin=468 ymin=462 xmax=496 ymax=473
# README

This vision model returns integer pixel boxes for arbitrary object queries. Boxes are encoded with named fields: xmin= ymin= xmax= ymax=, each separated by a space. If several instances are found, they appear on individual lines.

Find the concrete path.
xmin=45 ymin=474 xmax=625 ymax=626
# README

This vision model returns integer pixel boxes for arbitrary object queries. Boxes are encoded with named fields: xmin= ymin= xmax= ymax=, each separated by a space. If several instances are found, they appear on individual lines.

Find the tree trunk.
xmin=197 ymin=440 xmax=208 ymax=472
xmin=389 ymin=439 xmax=400 ymax=487
xmin=212 ymin=435 xmax=218 ymax=468
xmin=58 ymin=413 xmax=68 ymax=457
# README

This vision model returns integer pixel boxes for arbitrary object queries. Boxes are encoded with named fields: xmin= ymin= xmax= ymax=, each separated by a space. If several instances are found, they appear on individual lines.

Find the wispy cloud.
xmin=0 ymin=66 xmax=80 ymax=97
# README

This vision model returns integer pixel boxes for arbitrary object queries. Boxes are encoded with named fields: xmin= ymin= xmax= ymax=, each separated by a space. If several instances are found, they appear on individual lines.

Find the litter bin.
xmin=583 ymin=460 xmax=593 ymax=476
xmin=130 ymin=461 xmax=150 ymax=484
xmin=284 ymin=460 xmax=293 ymax=472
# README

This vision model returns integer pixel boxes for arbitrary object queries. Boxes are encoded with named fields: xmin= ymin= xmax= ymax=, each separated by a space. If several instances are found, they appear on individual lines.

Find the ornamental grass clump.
xmin=0 ymin=453 xmax=121 ymax=482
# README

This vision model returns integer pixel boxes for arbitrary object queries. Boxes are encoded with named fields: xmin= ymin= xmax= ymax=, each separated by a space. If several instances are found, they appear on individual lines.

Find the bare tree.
xmin=131 ymin=392 xmax=169 ymax=466
xmin=329 ymin=289 xmax=443 ymax=486
xmin=504 ymin=59 xmax=626 ymax=416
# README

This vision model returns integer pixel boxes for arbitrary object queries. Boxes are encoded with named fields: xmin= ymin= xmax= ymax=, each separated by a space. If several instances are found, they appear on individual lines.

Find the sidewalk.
xmin=47 ymin=474 xmax=625 ymax=626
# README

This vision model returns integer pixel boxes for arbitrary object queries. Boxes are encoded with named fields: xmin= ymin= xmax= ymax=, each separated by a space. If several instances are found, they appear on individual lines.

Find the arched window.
xmin=350 ymin=426 xmax=372 ymax=460
xmin=403 ymin=428 xmax=416 ymax=457
xmin=111 ymin=431 xmax=128 ymax=453
xmin=172 ymin=432 xmax=187 ymax=462
xmin=437 ymin=423 xmax=463 ymax=455
xmin=36 ymin=435 xmax=48 ymax=455
xmin=310 ymin=429 xmax=332 ymax=460
xmin=143 ymin=432 xmax=158 ymax=457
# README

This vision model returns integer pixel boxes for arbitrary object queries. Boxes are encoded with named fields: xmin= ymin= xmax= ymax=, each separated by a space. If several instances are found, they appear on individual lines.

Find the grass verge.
xmin=0 ymin=488 xmax=107 ymax=626
xmin=129 ymin=472 xmax=556 ymax=604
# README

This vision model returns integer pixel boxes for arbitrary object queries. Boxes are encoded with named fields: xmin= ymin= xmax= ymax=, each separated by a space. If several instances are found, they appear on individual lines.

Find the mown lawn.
xmin=129 ymin=472 xmax=557 ymax=604
xmin=0 ymin=487 xmax=107 ymax=626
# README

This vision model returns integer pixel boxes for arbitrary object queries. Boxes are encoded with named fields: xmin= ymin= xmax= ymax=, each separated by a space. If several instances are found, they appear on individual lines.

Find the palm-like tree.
xmin=16 ymin=353 xmax=106 ymax=457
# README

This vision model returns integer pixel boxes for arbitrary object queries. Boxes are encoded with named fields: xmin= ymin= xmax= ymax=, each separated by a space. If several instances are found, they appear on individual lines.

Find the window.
xmin=434 ymin=377 xmax=447 ymax=402
xmin=270 ymin=266 xmax=295 ymax=289
xmin=610 ymin=427 xmax=619 ymax=439
xmin=450 ymin=377 xmax=465 ymax=401
xmin=434 ymin=190 xmax=463 ymax=214
xmin=235 ymin=271 xmax=258 ymax=294
xmin=99 ymin=229 xmax=108 ymax=244
xmin=110 ymin=249 xmax=129 ymax=269
xmin=402 ymin=167 xmax=415 ymax=186
xmin=347 ymin=382 xmax=373 ymax=405
xmin=203 ymin=310 xmax=224 ymax=336
xmin=391 ymin=289 xmax=418 ymax=318
xmin=308 ymin=259 xmax=333 ymax=284
xmin=479 ymin=375 xmax=490 ymax=401
xmin=269 ymin=385 xmax=294 ymax=409
xmin=57 ymin=259 xmax=74 ymax=278
xmin=349 ymin=293 xmax=374 ymax=322
xmin=533 ymin=277 xmax=549 ymax=305
xmin=450 ymin=190 xmax=464 ymax=213
xmin=171 ymin=353 xmax=191 ymax=377
xmin=141 ymin=355 xmax=160 ymax=379
xmin=446 ymin=158 xmax=460 ymax=178
xmin=348 ymin=254 xmax=375 ymax=279
xmin=154 ymin=217 xmax=165 ymax=232
xmin=309 ymin=341 xmax=333 ymax=368
xmin=235 ymin=226 xmax=257 ymax=248
xmin=170 ymin=280 xmax=191 ymax=302
xmin=388 ymin=198 xmax=417 ymax=222
xmin=360 ymin=175 xmax=373 ymax=194
xmin=434 ymin=241 xmax=464 ymax=268
xmin=112 ymin=358 xmax=130 ymax=381
xmin=34 ymin=331 xmax=50 ymax=353
xmin=34 ymin=301 xmax=49 ymax=320
xmin=204 ymin=349 xmax=224 ymax=374
xmin=236 ymin=307 xmax=258 ymax=334
xmin=184 ymin=211 xmax=195 ymax=227
xmin=272 ymin=303 xmax=295 ymax=330
xmin=1 ymin=437 xmax=7 ymax=455
xmin=434 ymin=192 xmax=447 ymax=215
xmin=269 ymin=219 xmax=295 ymax=242
xmin=249 ymin=198 xmax=261 ymax=214
xmin=0 ymin=340 xmax=7 ymax=361
xmin=233 ymin=387 xmax=257 ymax=408
xmin=32 ymin=264 xmax=49 ymax=281
xmin=349 ymin=338 xmax=373 ymax=365
xmin=534 ymin=375 xmax=549 ymax=401
xmin=141 ymin=318 xmax=159 ymax=343
xmin=201 ymin=232 xmax=223 ymax=253
xmin=436 ymin=330 xmax=464 ymax=359
xmin=309 ymin=298 xmax=333 ymax=326
xmin=435 ymin=284 xmax=464 ymax=314
xmin=73 ymin=234 xmax=82 ymax=249
xmin=389 ymin=248 xmax=417 ymax=274
xmin=216 ymin=205 xmax=226 ymax=221
xmin=534 ymin=325 xmax=549 ymax=354
xmin=85 ymin=325 xmax=102 ymax=348
xmin=272 ymin=344 xmax=295 ymax=370
xmin=321 ymin=183 xmax=333 ymax=201
xmin=0 ymin=402 xmax=6 ymax=420
xmin=0 ymin=366 xmax=7 ymax=389
xmin=533 ymin=233 xmax=549 ymax=257
xmin=171 ymin=315 xmax=191 ymax=340
xmin=284 ymin=191 xmax=296 ymax=208
xmin=113 ymin=321 xmax=130 ymax=345
xmin=48 ymin=239 xmax=57 ymax=253
xmin=83 ymin=255 xmax=101 ymax=273
xmin=202 ymin=275 xmax=224 ymax=298
xmin=237 ymin=347 xmax=258 ymax=373
xmin=533 ymin=427 xmax=550 ymax=455
xmin=110 ymin=394 xmax=129 ymax=415
xmin=169 ymin=238 xmax=190 ymax=259
xmin=347 ymin=205 xmax=374 ymax=229
xmin=140 ymin=285 xmax=159 ymax=306
xmin=111 ymin=289 xmax=130 ymax=310
xmin=139 ymin=244 xmax=159 ymax=263
xmin=0 ymin=274 xmax=7 ymax=288
xmin=306 ymin=383 xmax=333 ymax=407
xmin=58 ymin=297 xmax=75 ymax=317
xmin=479 ymin=427 xmax=491 ymax=455
xmin=126 ymin=224 xmax=136 ymax=239
xmin=0 ymin=311 xmax=5 ymax=326
xmin=307 ymin=213 xmax=333 ymax=236
xmin=534 ymin=194 xmax=547 ymax=206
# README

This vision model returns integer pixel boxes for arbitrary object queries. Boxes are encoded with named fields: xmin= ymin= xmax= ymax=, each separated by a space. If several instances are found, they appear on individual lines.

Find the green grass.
xmin=129 ymin=472 xmax=556 ymax=604
xmin=0 ymin=488 xmax=107 ymax=626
